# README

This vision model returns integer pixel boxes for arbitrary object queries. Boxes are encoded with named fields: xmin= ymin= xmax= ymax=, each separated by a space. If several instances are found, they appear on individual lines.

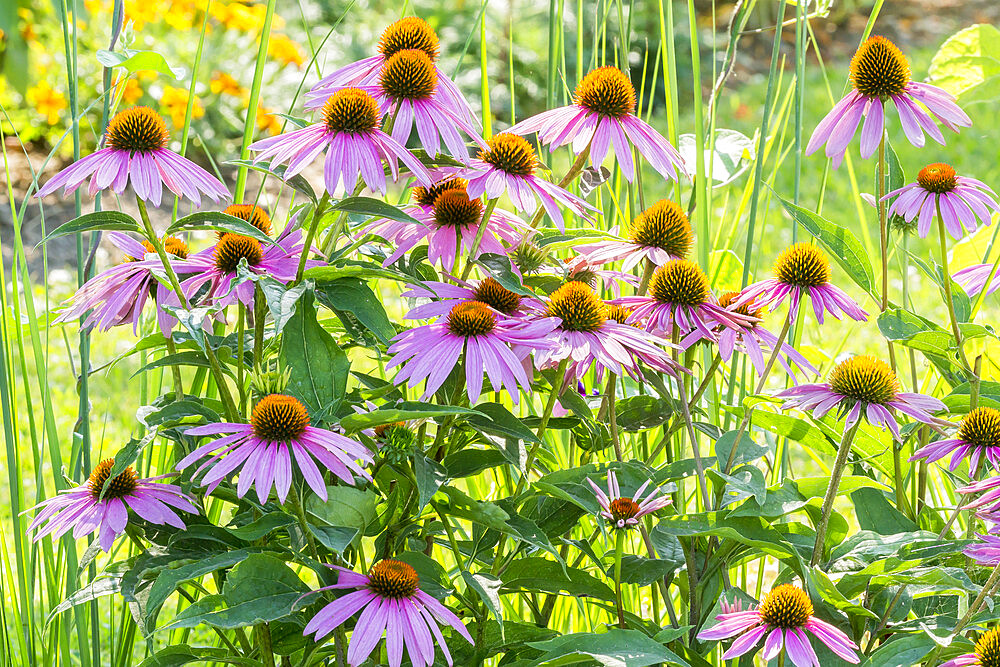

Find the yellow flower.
xmin=210 ymin=71 xmax=245 ymax=97
xmin=267 ymin=34 xmax=303 ymax=67
xmin=112 ymin=76 xmax=143 ymax=105
xmin=211 ymin=2 xmax=283 ymax=33
xmin=28 ymin=82 xmax=68 ymax=125
xmin=160 ymin=85 xmax=205 ymax=129
xmin=256 ymin=107 xmax=282 ymax=136
xmin=124 ymin=0 xmax=161 ymax=30
xmin=164 ymin=0 xmax=199 ymax=31
xmin=83 ymin=0 xmax=106 ymax=14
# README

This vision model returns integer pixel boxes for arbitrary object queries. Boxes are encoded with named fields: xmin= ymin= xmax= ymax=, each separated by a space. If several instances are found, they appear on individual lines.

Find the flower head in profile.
xmin=587 ymin=470 xmax=671 ymax=529
xmin=303 ymin=560 xmax=473 ymax=667
xmin=401 ymin=277 xmax=543 ymax=321
xmin=452 ymin=132 xmax=596 ymax=231
xmin=508 ymin=66 xmax=687 ymax=183
xmin=362 ymin=187 xmax=531 ymax=270
xmin=717 ymin=291 xmax=818 ymax=382
xmin=912 ymin=407 xmax=1000 ymax=472
xmin=179 ymin=394 xmax=373 ymax=503
xmin=940 ymin=626 xmax=1000 ymax=667
xmin=169 ymin=221 xmax=318 ymax=313
xmin=733 ymin=244 xmax=868 ymax=325
xmin=965 ymin=534 xmax=1000 ymax=567
xmin=697 ymin=583 xmax=860 ymax=666
xmin=55 ymin=232 xmax=188 ymax=335
xmin=776 ymin=355 xmax=948 ymax=441
xmin=614 ymin=260 xmax=757 ymax=347
xmin=307 ymin=17 xmax=477 ymax=129
xmin=958 ymin=477 xmax=1000 ymax=525
xmin=387 ymin=301 xmax=560 ymax=404
xmin=530 ymin=281 xmax=685 ymax=382
xmin=576 ymin=199 xmax=693 ymax=271
xmin=28 ymin=459 xmax=198 ymax=552
xmin=807 ymin=35 xmax=971 ymax=167
xmin=248 ymin=87 xmax=432 ymax=195
xmin=884 ymin=163 xmax=999 ymax=239
xmin=306 ymin=48 xmax=483 ymax=163
xmin=955 ymin=262 xmax=1000 ymax=299
xmin=37 ymin=106 xmax=229 ymax=206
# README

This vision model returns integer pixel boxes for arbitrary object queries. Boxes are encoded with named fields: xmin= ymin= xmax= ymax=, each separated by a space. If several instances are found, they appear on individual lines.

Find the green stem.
xmin=253 ymin=284 xmax=266 ymax=368
xmin=460 ymin=198 xmax=499 ymax=280
xmin=637 ymin=258 xmax=656 ymax=296
xmin=234 ymin=0 xmax=278 ymax=202
xmin=296 ymin=193 xmax=331 ymax=282
xmin=254 ymin=623 xmax=277 ymax=667
xmin=164 ymin=337 xmax=185 ymax=400
xmin=516 ymin=358 xmax=570 ymax=496
xmin=810 ymin=420 xmax=862 ymax=567
xmin=527 ymin=141 xmax=593 ymax=230
xmin=135 ymin=196 xmax=239 ymax=421
xmin=607 ymin=374 xmax=623 ymax=461
xmin=613 ymin=529 xmax=626 ymax=628
xmin=877 ymin=138 xmax=900 ymax=377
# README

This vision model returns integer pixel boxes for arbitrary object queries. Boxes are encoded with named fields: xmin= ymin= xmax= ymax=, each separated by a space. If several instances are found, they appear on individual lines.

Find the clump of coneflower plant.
xmin=9 ymin=5 xmax=1000 ymax=667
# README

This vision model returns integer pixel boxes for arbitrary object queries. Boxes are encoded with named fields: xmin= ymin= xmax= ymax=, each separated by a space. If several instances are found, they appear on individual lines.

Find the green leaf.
xmin=615 ymin=395 xmax=674 ymax=431
xmin=465 ymin=402 xmax=540 ymax=443
xmin=863 ymin=634 xmax=936 ymax=667
xmin=331 ymin=196 xmax=418 ymax=223
xmin=462 ymin=571 xmax=504 ymax=638
xmin=256 ymin=277 xmax=308 ymax=336
xmin=279 ymin=290 xmax=350 ymax=417
xmin=165 ymin=211 xmax=276 ymax=246
xmin=306 ymin=486 xmax=378 ymax=537
xmin=135 ymin=645 xmax=261 ymax=667
xmin=500 ymin=557 xmax=614 ymax=601
xmin=776 ymin=194 xmax=876 ymax=295
xmin=929 ymin=24 xmax=1000 ymax=101
xmin=166 ymin=554 xmax=308 ymax=630
xmin=40 ymin=211 xmax=141 ymax=244
xmin=415 ymin=456 xmax=448 ymax=511
xmin=678 ymin=128 xmax=754 ymax=188
xmin=338 ymin=402 xmax=482 ymax=433
xmin=47 ymin=576 xmax=121 ymax=626
xmin=315 ymin=278 xmax=396 ymax=344
xmin=607 ymin=555 xmax=681 ymax=586
xmin=528 ymin=628 xmax=688 ymax=666
xmin=225 ymin=513 xmax=296 ymax=541
xmin=95 ymin=49 xmax=183 ymax=78
xmin=878 ymin=308 xmax=955 ymax=357
xmin=852 ymin=487 xmax=918 ymax=535
xmin=443 ymin=448 xmax=508 ymax=478
xmin=808 ymin=568 xmax=879 ymax=621
xmin=475 ymin=253 xmax=535 ymax=296
xmin=308 ymin=525 xmax=358 ymax=553
xmin=145 ymin=549 xmax=259 ymax=625
xmin=714 ymin=429 xmax=768 ymax=471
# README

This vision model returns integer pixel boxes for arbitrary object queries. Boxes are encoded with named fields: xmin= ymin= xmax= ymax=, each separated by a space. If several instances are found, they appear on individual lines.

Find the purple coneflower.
xmin=966 ymin=533 xmax=1000 ymax=566
xmin=37 ymin=106 xmax=228 ymax=206
xmin=178 ymin=394 xmax=373 ymax=504
xmin=614 ymin=260 xmax=757 ymax=347
xmin=303 ymin=559 xmax=473 ymax=667
xmin=529 ymin=282 xmax=684 ymax=382
xmin=955 ymin=263 xmax=1000 ymax=298
xmin=508 ymin=66 xmax=687 ymax=182
xmin=28 ymin=459 xmax=198 ymax=552
xmin=451 ymin=132 xmax=596 ymax=231
xmin=911 ymin=407 xmax=1000 ymax=472
xmin=939 ymin=627 xmax=1000 ymax=667
xmin=306 ymin=17 xmax=477 ymax=128
xmin=959 ymin=477 xmax=1000 ymax=517
xmin=806 ymin=35 xmax=971 ymax=167
xmin=55 ymin=232 xmax=187 ymax=335
xmin=697 ymin=583 xmax=860 ymax=666
xmin=716 ymin=291 xmax=818 ymax=382
xmin=362 ymin=187 xmax=530 ymax=270
xmin=386 ymin=301 xmax=559 ymax=404
xmin=576 ymin=199 xmax=693 ymax=271
xmin=306 ymin=49 xmax=483 ymax=163
xmin=776 ymin=355 xmax=947 ymax=441
xmin=884 ymin=163 xmax=999 ymax=239
xmin=401 ymin=277 xmax=543 ymax=321
xmin=587 ymin=470 xmax=671 ymax=529
xmin=248 ymin=87 xmax=431 ymax=195
xmin=170 ymin=222 xmax=317 ymax=312
xmin=733 ymin=244 xmax=868 ymax=325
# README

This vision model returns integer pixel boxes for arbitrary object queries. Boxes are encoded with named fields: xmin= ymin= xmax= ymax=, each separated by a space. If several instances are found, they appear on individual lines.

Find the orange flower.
xmin=267 ymin=34 xmax=303 ymax=67
xmin=27 ymin=82 xmax=68 ymax=125
xmin=210 ymin=71 xmax=245 ymax=97
xmin=256 ymin=106 xmax=282 ymax=136
xmin=123 ymin=0 xmax=161 ymax=30
xmin=160 ymin=85 xmax=205 ymax=128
